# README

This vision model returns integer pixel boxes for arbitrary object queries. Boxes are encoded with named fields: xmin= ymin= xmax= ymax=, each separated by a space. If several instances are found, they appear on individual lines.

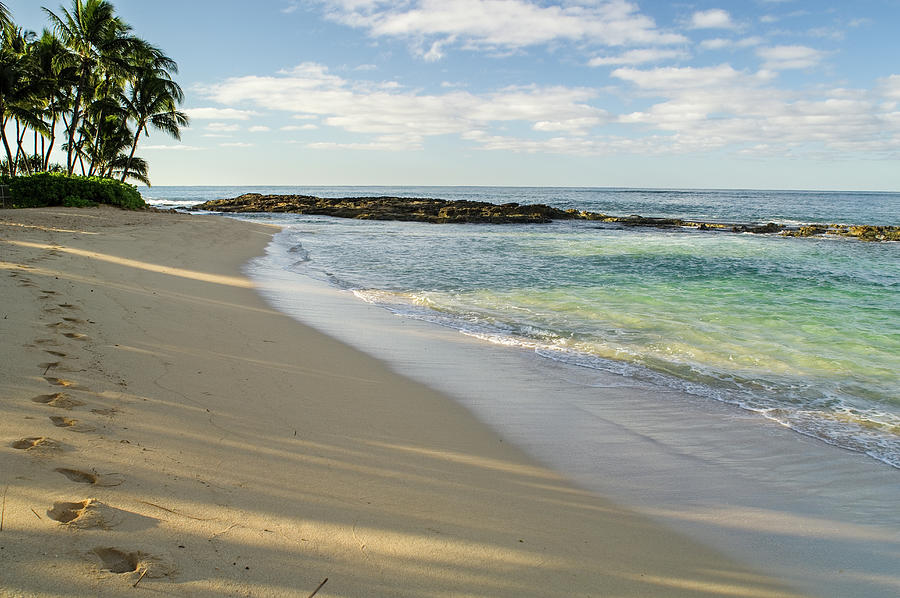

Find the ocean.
xmin=143 ymin=186 xmax=900 ymax=468
xmin=141 ymin=185 xmax=900 ymax=596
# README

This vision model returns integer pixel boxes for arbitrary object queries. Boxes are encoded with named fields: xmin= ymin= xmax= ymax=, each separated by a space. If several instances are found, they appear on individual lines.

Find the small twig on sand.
xmin=307 ymin=577 xmax=328 ymax=598
xmin=43 ymin=363 xmax=53 ymax=375
xmin=211 ymin=522 xmax=239 ymax=540
xmin=30 ymin=508 xmax=42 ymax=520
xmin=133 ymin=568 xmax=148 ymax=588
xmin=1 ymin=485 xmax=8 ymax=532
xmin=137 ymin=500 xmax=213 ymax=521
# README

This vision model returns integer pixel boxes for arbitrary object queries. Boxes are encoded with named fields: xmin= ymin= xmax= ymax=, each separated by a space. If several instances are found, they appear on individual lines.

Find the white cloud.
xmin=689 ymin=9 xmax=735 ymax=30
xmin=248 ymin=126 xmax=271 ymax=132
xmin=219 ymin=142 xmax=255 ymax=148
xmin=879 ymin=74 xmax=900 ymax=100
xmin=309 ymin=133 xmax=423 ymax=151
xmin=699 ymin=38 xmax=730 ymax=50
xmin=314 ymin=0 xmax=686 ymax=59
xmin=612 ymin=64 xmax=746 ymax=91
xmin=200 ymin=62 xmax=608 ymax=150
xmin=609 ymin=64 xmax=900 ymax=157
xmin=142 ymin=144 xmax=203 ymax=151
xmin=280 ymin=124 xmax=319 ymax=131
xmin=205 ymin=122 xmax=241 ymax=133
xmin=533 ymin=117 xmax=604 ymax=135
xmin=185 ymin=107 xmax=258 ymax=120
xmin=700 ymin=36 xmax=763 ymax=50
xmin=756 ymin=45 xmax=824 ymax=70
xmin=198 ymin=62 xmax=900 ymax=161
xmin=589 ymin=48 xmax=688 ymax=66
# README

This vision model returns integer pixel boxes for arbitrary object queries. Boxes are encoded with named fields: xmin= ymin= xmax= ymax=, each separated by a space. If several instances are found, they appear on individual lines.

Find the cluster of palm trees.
xmin=0 ymin=0 xmax=187 ymax=184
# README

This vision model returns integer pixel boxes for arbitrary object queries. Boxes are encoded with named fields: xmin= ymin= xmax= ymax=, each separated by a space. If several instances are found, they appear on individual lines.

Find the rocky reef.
xmin=193 ymin=193 xmax=900 ymax=241
xmin=781 ymin=224 xmax=900 ymax=242
xmin=193 ymin=193 xmax=573 ymax=224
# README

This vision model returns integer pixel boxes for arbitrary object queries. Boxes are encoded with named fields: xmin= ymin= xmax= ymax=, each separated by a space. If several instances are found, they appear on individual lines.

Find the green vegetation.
xmin=5 ymin=171 xmax=144 ymax=209
xmin=0 ymin=0 xmax=186 ymax=192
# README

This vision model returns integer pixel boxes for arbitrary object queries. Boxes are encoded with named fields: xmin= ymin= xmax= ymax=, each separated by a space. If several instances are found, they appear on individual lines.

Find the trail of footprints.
xmin=9 ymin=269 xmax=171 ymax=582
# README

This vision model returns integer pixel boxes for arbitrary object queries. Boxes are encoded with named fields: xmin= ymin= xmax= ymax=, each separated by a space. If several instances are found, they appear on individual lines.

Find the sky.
xmin=7 ymin=0 xmax=900 ymax=190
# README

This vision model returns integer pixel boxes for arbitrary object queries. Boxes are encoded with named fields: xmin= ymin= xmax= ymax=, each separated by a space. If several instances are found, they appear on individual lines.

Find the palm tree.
xmin=0 ymin=4 xmax=11 ymax=30
xmin=119 ymin=45 xmax=187 ymax=182
xmin=44 ymin=0 xmax=139 ymax=174
xmin=0 ymin=25 xmax=47 ymax=176
xmin=30 ymin=30 xmax=76 ymax=171
xmin=1 ymin=1 xmax=183 ymax=184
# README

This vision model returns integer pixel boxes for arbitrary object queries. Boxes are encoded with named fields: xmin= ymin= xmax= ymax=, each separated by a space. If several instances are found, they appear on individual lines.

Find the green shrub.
xmin=7 ymin=173 xmax=146 ymax=210
xmin=62 ymin=195 xmax=98 ymax=208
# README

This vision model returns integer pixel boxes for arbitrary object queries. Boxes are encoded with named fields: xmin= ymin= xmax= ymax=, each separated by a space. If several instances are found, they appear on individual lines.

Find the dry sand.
xmin=0 ymin=207 xmax=810 ymax=597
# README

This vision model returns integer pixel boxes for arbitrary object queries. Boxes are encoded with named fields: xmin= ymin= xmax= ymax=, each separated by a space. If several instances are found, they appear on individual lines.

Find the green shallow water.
xmin=280 ymin=219 xmax=900 ymax=466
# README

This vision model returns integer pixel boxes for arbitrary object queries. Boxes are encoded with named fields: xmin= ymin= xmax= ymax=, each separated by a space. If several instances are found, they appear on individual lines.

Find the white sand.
xmin=0 ymin=207 xmax=810 ymax=597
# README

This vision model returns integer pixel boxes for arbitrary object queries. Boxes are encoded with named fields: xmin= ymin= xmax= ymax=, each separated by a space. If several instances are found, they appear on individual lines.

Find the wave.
xmin=351 ymin=287 xmax=900 ymax=469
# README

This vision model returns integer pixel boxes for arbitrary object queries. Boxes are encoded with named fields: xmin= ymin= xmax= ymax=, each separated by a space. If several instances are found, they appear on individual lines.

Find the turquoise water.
xmin=143 ymin=186 xmax=900 ymax=467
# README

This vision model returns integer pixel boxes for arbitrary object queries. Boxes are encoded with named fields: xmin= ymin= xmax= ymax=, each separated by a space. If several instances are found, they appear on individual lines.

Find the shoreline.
xmin=0 ymin=207 xmax=810 ymax=597
xmin=247 ymin=224 xmax=900 ymax=598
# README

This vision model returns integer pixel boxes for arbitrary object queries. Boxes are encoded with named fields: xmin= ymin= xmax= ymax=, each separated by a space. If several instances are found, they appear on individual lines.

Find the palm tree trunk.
xmin=0 ymin=115 xmax=16 ymax=176
xmin=16 ymin=122 xmax=33 ymax=176
xmin=121 ymin=122 xmax=144 ymax=182
xmin=66 ymin=71 xmax=88 ymax=175
xmin=47 ymin=115 xmax=64 ymax=171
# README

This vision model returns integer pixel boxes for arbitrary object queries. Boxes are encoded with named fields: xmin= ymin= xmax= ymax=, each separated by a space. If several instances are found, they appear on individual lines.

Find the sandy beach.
xmin=0 ymin=206 xmax=812 ymax=597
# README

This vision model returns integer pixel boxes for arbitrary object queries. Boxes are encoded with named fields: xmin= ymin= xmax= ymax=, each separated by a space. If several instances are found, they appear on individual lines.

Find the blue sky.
xmin=8 ymin=0 xmax=900 ymax=190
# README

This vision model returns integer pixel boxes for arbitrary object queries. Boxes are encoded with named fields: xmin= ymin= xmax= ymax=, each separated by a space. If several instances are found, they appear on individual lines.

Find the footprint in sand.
xmin=33 ymin=338 xmax=59 ymax=346
xmin=39 ymin=290 xmax=58 ymax=295
xmin=45 ymin=377 xmax=84 ymax=389
xmin=62 ymin=317 xmax=88 ymax=324
xmin=58 ymin=303 xmax=78 ymax=310
xmin=54 ymin=468 xmax=123 ymax=487
xmin=91 ymin=408 xmax=119 ymax=417
xmin=44 ymin=350 xmax=67 ymax=358
xmin=32 ymin=392 xmax=86 ymax=409
xmin=10 ymin=436 xmax=62 ymax=451
xmin=49 ymin=416 xmax=96 ymax=433
xmin=92 ymin=547 xmax=176 ymax=578
xmin=47 ymin=499 xmax=120 ymax=529
xmin=62 ymin=332 xmax=89 ymax=341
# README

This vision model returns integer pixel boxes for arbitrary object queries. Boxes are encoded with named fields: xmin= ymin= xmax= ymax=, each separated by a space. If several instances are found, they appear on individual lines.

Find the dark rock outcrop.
xmin=193 ymin=193 xmax=581 ymax=224
xmin=193 ymin=193 xmax=899 ymax=241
